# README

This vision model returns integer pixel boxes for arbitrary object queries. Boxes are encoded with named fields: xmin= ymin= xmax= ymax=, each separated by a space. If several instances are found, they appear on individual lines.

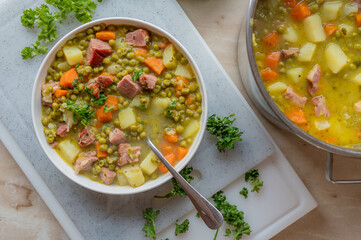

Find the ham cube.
xmin=78 ymin=127 xmax=95 ymax=147
xmin=86 ymin=39 xmax=113 ymax=67
xmin=117 ymin=144 xmax=141 ymax=167
xmin=109 ymin=128 xmax=127 ymax=145
xmin=117 ymin=74 xmax=142 ymax=98
xmin=74 ymin=151 xmax=98 ymax=174
xmin=100 ymin=167 xmax=116 ymax=185
xmin=139 ymin=73 xmax=157 ymax=90
xmin=125 ymin=29 xmax=150 ymax=47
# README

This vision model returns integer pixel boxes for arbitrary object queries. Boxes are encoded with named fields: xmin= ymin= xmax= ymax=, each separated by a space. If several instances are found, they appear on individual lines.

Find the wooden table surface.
xmin=1 ymin=0 xmax=361 ymax=239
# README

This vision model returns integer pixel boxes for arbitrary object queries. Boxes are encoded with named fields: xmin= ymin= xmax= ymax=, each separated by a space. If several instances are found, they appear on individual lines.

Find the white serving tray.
xmin=0 ymin=0 xmax=316 ymax=239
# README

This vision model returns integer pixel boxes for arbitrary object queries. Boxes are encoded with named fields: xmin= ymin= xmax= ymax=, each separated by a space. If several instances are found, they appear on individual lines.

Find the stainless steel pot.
xmin=238 ymin=0 xmax=361 ymax=183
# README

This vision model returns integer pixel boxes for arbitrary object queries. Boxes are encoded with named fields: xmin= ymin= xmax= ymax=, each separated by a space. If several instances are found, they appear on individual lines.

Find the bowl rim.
xmin=31 ymin=17 xmax=208 ymax=195
xmin=245 ymin=0 xmax=361 ymax=158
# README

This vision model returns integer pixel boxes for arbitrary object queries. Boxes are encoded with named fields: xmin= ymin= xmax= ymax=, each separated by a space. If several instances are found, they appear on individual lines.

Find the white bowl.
xmin=31 ymin=17 xmax=208 ymax=195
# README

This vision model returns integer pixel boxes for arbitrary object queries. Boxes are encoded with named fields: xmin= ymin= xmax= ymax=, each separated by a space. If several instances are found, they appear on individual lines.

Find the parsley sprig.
xmin=90 ymin=93 xmax=108 ymax=105
xmin=245 ymin=169 xmax=263 ymax=193
xmin=20 ymin=0 xmax=101 ymax=59
xmin=206 ymin=114 xmax=243 ymax=153
xmin=154 ymin=166 xmax=194 ymax=198
xmin=65 ymin=99 xmax=94 ymax=126
xmin=132 ymin=69 xmax=143 ymax=82
xmin=175 ymin=219 xmax=189 ymax=236
xmin=239 ymin=187 xmax=248 ymax=199
xmin=212 ymin=191 xmax=251 ymax=240
xmin=142 ymin=208 xmax=160 ymax=240
xmin=103 ymin=104 xmax=113 ymax=113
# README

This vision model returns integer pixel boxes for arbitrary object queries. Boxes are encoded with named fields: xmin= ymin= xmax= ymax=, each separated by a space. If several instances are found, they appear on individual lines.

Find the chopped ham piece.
xmin=284 ymin=87 xmax=307 ymax=108
xmin=86 ymin=39 xmax=113 ymax=67
xmin=109 ymin=128 xmax=127 ymax=145
xmin=97 ymin=74 xmax=114 ymax=89
xmin=125 ymin=29 xmax=150 ymax=47
xmin=100 ymin=167 xmax=116 ymax=185
xmin=354 ymin=101 xmax=361 ymax=112
xmin=117 ymin=144 xmax=141 ymax=167
xmin=56 ymin=122 xmax=68 ymax=137
xmin=307 ymin=64 xmax=321 ymax=96
xmin=139 ymin=74 xmax=157 ymax=90
xmin=312 ymin=95 xmax=330 ymax=118
xmin=74 ymin=151 xmax=98 ymax=174
xmin=78 ymin=127 xmax=95 ymax=147
xmin=86 ymin=78 xmax=100 ymax=98
xmin=41 ymin=82 xmax=60 ymax=106
xmin=117 ymin=74 xmax=142 ymax=98
xmin=281 ymin=48 xmax=300 ymax=58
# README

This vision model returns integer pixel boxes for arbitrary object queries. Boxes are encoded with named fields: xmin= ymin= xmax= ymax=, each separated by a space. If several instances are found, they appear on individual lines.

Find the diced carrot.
xmin=53 ymin=89 xmax=68 ymax=98
xmin=356 ymin=130 xmax=361 ymax=138
xmin=265 ymin=51 xmax=281 ymax=70
xmin=260 ymin=68 xmax=278 ymax=82
xmin=284 ymin=0 xmax=297 ymax=8
xmin=105 ymin=95 xmax=119 ymax=110
xmin=325 ymin=136 xmax=336 ymax=145
xmin=60 ymin=68 xmax=78 ymax=88
xmin=145 ymin=57 xmax=165 ymax=75
xmin=159 ymin=42 xmax=171 ymax=49
xmin=290 ymin=2 xmax=311 ymax=21
xmin=324 ymin=24 xmax=338 ymax=36
xmin=175 ymin=76 xmax=189 ymax=91
xmin=176 ymin=147 xmax=188 ymax=160
xmin=96 ymin=106 xmax=113 ymax=123
xmin=263 ymin=32 xmax=280 ymax=49
xmin=100 ymin=72 xmax=115 ymax=80
xmin=160 ymin=143 xmax=174 ymax=155
xmin=186 ymin=95 xmax=195 ymax=106
xmin=95 ymin=31 xmax=116 ymax=41
xmin=286 ymin=109 xmax=307 ymax=125
xmin=96 ymin=142 xmax=109 ymax=158
xmin=163 ymin=131 xmax=178 ymax=143
xmin=356 ymin=13 xmax=361 ymax=27
xmin=158 ymin=154 xmax=176 ymax=173
xmin=135 ymin=48 xmax=148 ymax=58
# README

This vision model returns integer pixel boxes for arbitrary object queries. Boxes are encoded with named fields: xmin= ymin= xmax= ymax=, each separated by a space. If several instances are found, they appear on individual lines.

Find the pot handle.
xmin=326 ymin=152 xmax=361 ymax=184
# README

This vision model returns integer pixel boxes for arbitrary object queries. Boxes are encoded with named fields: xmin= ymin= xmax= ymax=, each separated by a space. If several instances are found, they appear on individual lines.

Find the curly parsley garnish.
xmin=170 ymin=100 xmax=177 ymax=108
xmin=154 ymin=166 xmax=194 ymax=198
xmin=132 ymin=69 xmax=143 ymax=82
xmin=206 ymin=114 xmax=243 ymax=153
xmin=239 ymin=187 xmax=248 ymax=199
xmin=90 ymin=93 xmax=108 ymax=106
xmin=175 ymin=219 xmax=189 ymax=236
xmin=65 ymin=99 xmax=94 ymax=126
xmin=212 ymin=191 xmax=251 ymax=240
xmin=245 ymin=169 xmax=263 ymax=193
xmin=142 ymin=208 xmax=160 ymax=240
xmin=103 ymin=104 xmax=113 ymax=113
xmin=20 ymin=0 xmax=101 ymax=59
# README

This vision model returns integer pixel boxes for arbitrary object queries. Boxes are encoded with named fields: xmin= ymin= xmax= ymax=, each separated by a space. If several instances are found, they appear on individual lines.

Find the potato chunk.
xmin=118 ymin=107 xmax=137 ymax=129
xmin=162 ymin=44 xmax=177 ymax=69
xmin=320 ymin=1 xmax=342 ymax=21
xmin=63 ymin=46 xmax=83 ymax=66
xmin=303 ymin=14 xmax=326 ymax=43
xmin=298 ymin=43 xmax=317 ymax=62
xmin=287 ymin=68 xmax=304 ymax=83
xmin=267 ymin=82 xmax=287 ymax=92
xmin=353 ymin=72 xmax=361 ymax=85
xmin=283 ymin=26 xmax=298 ymax=43
xmin=58 ymin=139 xmax=81 ymax=164
xmin=116 ymin=171 xmax=128 ymax=186
xmin=121 ymin=164 xmax=145 ymax=188
xmin=325 ymin=43 xmax=350 ymax=73
xmin=175 ymin=64 xmax=192 ymax=79
xmin=151 ymin=97 xmax=170 ymax=115
xmin=182 ymin=119 xmax=200 ymax=138
xmin=140 ymin=151 xmax=159 ymax=175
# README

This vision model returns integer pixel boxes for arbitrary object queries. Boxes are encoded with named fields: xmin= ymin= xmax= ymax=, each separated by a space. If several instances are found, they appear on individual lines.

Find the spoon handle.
xmin=146 ymin=138 xmax=223 ymax=230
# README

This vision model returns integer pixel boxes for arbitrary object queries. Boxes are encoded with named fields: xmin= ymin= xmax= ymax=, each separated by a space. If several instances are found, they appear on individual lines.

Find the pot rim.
xmin=245 ymin=0 xmax=361 ymax=158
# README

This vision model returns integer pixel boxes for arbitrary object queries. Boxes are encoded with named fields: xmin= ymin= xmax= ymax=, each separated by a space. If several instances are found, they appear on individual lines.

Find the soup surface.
xmin=253 ymin=0 xmax=361 ymax=147
xmin=40 ymin=24 xmax=202 ymax=187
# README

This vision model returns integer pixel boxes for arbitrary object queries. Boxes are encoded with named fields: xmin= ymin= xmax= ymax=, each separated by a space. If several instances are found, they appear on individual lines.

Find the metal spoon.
xmin=146 ymin=138 xmax=223 ymax=230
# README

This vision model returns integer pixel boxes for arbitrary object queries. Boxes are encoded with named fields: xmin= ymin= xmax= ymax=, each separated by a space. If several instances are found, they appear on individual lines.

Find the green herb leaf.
xmin=90 ymin=93 xmax=108 ymax=105
xmin=65 ymin=99 xmax=95 ymax=126
xmin=250 ymin=179 xmax=263 ymax=193
xmin=142 ymin=208 xmax=160 ymax=240
xmin=212 ymin=191 xmax=251 ymax=240
xmin=103 ymin=104 xmax=113 ymax=113
xmin=245 ymin=169 xmax=263 ymax=193
xmin=196 ymin=212 xmax=200 ymax=218
xmin=239 ymin=187 xmax=248 ymax=199
xmin=138 ymin=104 xmax=147 ymax=110
xmin=154 ymin=166 xmax=194 ymax=198
xmin=132 ymin=69 xmax=143 ymax=82
xmin=206 ymin=114 xmax=243 ymax=152
xmin=165 ymin=109 xmax=173 ymax=119
xmin=170 ymin=100 xmax=177 ymax=108
xmin=72 ymin=78 xmax=79 ymax=88
xmin=21 ymin=8 xmax=37 ymax=28
xmin=21 ymin=41 xmax=48 ymax=59
xmin=175 ymin=219 xmax=189 ymax=236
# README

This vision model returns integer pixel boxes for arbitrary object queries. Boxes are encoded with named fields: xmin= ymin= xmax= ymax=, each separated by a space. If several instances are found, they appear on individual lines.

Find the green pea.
xmin=179 ymin=96 xmax=185 ymax=103
xmin=193 ymin=112 xmax=200 ymax=118
xmin=66 ymin=40 xmax=73 ymax=46
xmin=70 ymin=94 xmax=77 ymax=101
xmin=43 ymin=127 xmax=51 ymax=135
xmin=186 ymin=138 xmax=193 ymax=144
xmin=109 ymin=164 xmax=115 ymax=170
xmin=56 ymin=50 xmax=63 ymax=57
xmin=111 ymin=54 xmax=119 ymax=61
xmin=87 ymin=34 xmax=95 ymax=40
xmin=105 ymin=128 xmax=111 ymax=135
xmin=151 ymin=172 xmax=158 ymax=179
xmin=180 ymin=140 xmax=187 ymax=147
xmin=93 ymin=68 xmax=99 ymax=73
xmin=42 ymin=117 xmax=50 ymax=126
xmin=160 ymin=91 xmax=167 ymax=97
xmin=196 ymin=93 xmax=202 ymax=102
xmin=130 ymin=124 xmax=137 ymax=131
xmin=126 ymin=66 xmax=133 ymax=73
xmin=75 ymin=32 xmax=86 ymax=38
xmin=107 ymin=148 xmax=114 ymax=154
xmin=77 ymin=84 xmax=84 ymax=92
xmin=103 ymin=57 xmax=111 ymax=65
xmin=140 ymin=132 xmax=147 ymax=138
xmin=155 ymin=51 xmax=162 ymax=58
xmin=99 ymin=160 xmax=105 ymax=167
xmin=137 ymin=125 xmax=144 ymax=133
xmin=46 ymin=86 xmax=53 ymax=93
xmin=46 ymin=136 xmax=55 ymax=143
xmin=196 ymin=108 xmax=202 ymax=114
xmin=86 ymin=28 xmax=94 ymax=34
xmin=189 ymin=83 xmax=198 ymax=92
xmin=107 ymin=25 xmax=116 ymax=31
xmin=127 ymin=52 xmax=135 ymax=59
xmin=99 ymin=138 xmax=106 ymax=144
xmin=176 ymin=125 xmax=184 ymax=133
xmin=60 ymin=96 xmax=67 ymax=102
xmin=180 ymin=57 xmax=188 ymax=64
xmin=130 ymin=59 xmax=137 ymax=66
xmin=46 ymin=75 xmax=52 ymax=81
xmin=163 ymin=79 xmax=171 ymax=86
xmin=109 ymin=39 xmax=115 ymax=46
xmin=123 ymin=100 xmax=129 ymax=107
xmin=99 ymin=144 xmax=108 ymax=152
xmin=152 ymin=44 xmax=159 ymax=51
xmin=52 ymin=102 xmax=59 ymax=109
xmin=114 ymin=120 xmax=120 ymax=127
xmin=181 ymin=88 xmax=190 ymax=95
xmin=143 ymin=67 xmax=150 ymax=73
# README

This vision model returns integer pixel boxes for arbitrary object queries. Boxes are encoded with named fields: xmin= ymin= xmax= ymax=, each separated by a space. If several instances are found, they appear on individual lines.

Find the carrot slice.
xmin=175 ymin=76 xmax=189 ymax=91
xmin=159 ymin=42 xmax=171 ymax=49
xmin=265 ymin=51 xmax=281 ymax=70
xmin=100 ymin=72 xmax=115 ymax=80
xmin=186 ymin=95 xmax=195 ymax=106
xmin=96 ymin=31 xmax=116 ymax=41
xmin=176 ymin=147 xmax=188 ymax=160
xmin=105 ymin=95 xmax=119 ymax=110
xmin=96 ymin=142 xmax=109 ymax=158
xmin=96 ymin=106 xmax=113 ymax=123
xmin=324 ymin=24 xmax=338 ymax=36
xmin=286 ymin=109 xmax=307 ymax=125
xmin=290 ymin=2 xmax=311 ymax=21
xmin=160 ymin=143 xmax=174 ymax=155
xmin=60 ymin=68 xmax=78 ymax=88
xmin=135 ymin=48 xmax=148 ymax=58
xmin=356 ymin=13 xmax=361 ymax=27
xmin=263 ymin=32 xmax=280 ymax=49
xmin=284 ymin=0 xmax=297 ymax=8
xmin=163 ymin=131 xmax=178 ymax=143
xmin=158 ymin=154 xmax=176 ymax=173
xmin=53 ymin=89 xmax=68 ymax=98
xmin=260 ymin=68 xmax=278 ymax=82
xmin=145 ymin=57 xmax=165 ymax=75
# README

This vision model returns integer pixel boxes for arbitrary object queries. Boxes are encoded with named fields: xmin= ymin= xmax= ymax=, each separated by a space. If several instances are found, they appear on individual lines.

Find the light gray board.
xmin=0 ymin=0 xmax=273 ymax=239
